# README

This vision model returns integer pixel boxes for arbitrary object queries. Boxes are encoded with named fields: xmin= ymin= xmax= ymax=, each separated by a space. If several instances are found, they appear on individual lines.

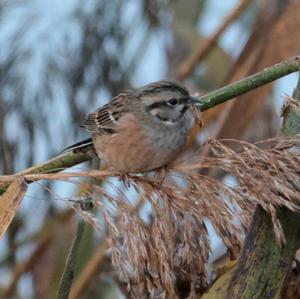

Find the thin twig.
xmin=177 ymin=0 xmax=252 ymax=80
xmin=0 ymin=169 xmax=115 ymax=183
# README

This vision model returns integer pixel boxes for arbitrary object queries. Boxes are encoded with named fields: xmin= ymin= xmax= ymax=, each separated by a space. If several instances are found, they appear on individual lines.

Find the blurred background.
xmin=0 ymin=0 xmax=299 ymax=298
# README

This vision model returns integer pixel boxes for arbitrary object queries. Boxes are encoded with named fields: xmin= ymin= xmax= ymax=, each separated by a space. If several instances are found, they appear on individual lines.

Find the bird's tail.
xmin=61 ymin=138 xmax=94 ymax=153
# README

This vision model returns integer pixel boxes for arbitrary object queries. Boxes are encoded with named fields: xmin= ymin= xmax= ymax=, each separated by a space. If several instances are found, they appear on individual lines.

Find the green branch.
xmin=0 ymin=55 xmax=299 ymax=196
xmin=200 ymin=55 xmax=300 ymax=110
xmin=0 ymin=150 xmax=95 ymax=194
xmin=56 ymin=220 xmax=85 ymax=299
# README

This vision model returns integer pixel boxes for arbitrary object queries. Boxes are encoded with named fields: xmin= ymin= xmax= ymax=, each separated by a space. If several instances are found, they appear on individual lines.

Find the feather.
xmin=61 ymin=138 xmax=93 ymax=153
xmin=81 ymin=91 xmax=132 ymax=134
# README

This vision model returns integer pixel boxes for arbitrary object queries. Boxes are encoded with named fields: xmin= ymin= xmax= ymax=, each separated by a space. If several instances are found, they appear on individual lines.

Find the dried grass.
xmin=88 ymin=136 xmax=300 ymax=298
xmin=1 ymin=136 xmax=299 ymax=298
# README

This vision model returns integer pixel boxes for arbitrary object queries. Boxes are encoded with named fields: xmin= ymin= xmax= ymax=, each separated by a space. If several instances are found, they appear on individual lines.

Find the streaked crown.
xmin=136 ymin=80 xmax=190 ymax=98
xmin=135 ymin=80 xmax=196 ymax=125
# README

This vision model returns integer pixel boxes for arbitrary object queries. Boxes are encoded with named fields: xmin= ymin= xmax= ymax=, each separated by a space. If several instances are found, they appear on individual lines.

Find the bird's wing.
xmin=81 ymin=91 xmax=132 ymax=134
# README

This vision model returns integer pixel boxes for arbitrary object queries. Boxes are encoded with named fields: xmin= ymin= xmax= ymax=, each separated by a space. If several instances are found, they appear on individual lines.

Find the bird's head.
xmin=136 ymin=80 xmax=200 ymax=125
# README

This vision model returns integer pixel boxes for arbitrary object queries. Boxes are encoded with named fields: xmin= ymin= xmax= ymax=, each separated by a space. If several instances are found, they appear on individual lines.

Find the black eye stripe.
xmin=146 ymin=98 xmax=188 ymax=110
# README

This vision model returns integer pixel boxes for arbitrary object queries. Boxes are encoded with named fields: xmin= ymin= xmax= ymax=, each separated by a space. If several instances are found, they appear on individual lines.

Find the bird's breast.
xmin=92 ymin=112 xmax=193 ymax=173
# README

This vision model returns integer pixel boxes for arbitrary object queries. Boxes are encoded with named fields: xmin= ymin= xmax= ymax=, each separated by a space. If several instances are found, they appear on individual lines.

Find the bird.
xmin=64 ymin=80 xmax=202 ymax=173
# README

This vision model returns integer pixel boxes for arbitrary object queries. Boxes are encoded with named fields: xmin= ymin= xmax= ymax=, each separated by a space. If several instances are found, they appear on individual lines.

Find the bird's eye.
xmin=167 ymin=98 xmax=178 ymax=107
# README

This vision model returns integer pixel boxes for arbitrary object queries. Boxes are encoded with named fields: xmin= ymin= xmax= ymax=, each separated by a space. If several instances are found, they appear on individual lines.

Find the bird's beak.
xmin=188 ymin=96 xmax=202 ymax=105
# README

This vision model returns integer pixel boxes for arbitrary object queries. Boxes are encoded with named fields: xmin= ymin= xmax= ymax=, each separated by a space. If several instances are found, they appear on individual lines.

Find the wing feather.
xmin=81 ymin=91 xmax=132 ymax=134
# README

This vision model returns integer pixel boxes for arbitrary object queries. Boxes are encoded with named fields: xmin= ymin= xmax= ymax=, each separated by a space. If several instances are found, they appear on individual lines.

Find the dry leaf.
xmin=0 ymin=178 xmax=28 ymax=239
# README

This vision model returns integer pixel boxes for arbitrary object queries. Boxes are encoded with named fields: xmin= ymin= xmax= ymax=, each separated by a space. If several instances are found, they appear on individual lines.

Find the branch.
xmin=0 ymin=149 xmax=94 ymax=194
xmin=226 ymin=208 xmax=300 ymax=299
xmin=200 ymin=56 xmax=300 ymax=111
xmin=0 ymin=56 xmax=299 ymax=195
